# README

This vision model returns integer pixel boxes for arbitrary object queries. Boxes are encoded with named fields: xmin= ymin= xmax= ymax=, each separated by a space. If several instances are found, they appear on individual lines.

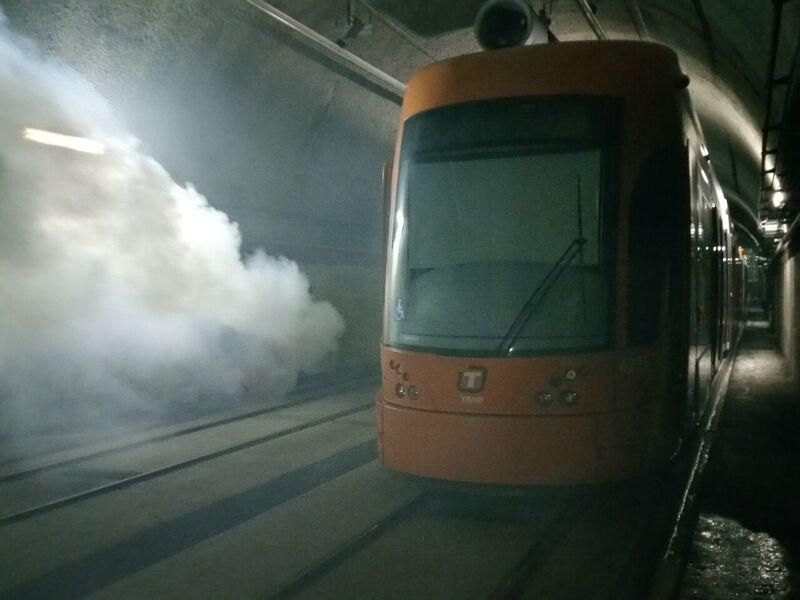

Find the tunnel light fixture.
xmin=22 ymin=128 xmax=105 ymax=155
xmin=771 ymin=191 xmax=787 ymax=208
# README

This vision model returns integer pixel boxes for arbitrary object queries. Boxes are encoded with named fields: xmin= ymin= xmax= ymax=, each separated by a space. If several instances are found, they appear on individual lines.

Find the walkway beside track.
xmin=679 ymin=321 xmax=799 ymax=598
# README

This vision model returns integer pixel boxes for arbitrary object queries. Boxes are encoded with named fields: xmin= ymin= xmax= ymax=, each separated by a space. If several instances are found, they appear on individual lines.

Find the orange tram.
xmin=376 ymin=10 xmax=744 ymax=485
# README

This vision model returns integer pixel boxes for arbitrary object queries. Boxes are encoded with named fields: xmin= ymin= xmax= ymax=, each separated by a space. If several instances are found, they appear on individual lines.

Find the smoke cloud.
xmin=0 ymin=13 xmax=345 ymax=433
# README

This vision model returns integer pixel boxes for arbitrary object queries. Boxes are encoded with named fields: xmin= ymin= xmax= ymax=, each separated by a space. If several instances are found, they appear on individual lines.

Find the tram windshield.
xmin=385 ymin=97 xmax=619 ymax=356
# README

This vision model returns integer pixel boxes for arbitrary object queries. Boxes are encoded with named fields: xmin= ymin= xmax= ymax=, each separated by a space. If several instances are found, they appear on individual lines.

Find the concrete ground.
xmin=680 ymin=322 xmax=800 ymax=599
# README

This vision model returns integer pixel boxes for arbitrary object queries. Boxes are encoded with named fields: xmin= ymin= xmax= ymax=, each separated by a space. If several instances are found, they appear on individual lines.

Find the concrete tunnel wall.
xmin=0 ymin=0 xmax=400 ymax=382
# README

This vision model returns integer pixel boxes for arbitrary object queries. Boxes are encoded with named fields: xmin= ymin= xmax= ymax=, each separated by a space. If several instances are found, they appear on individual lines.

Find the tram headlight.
xmin=560 ymin=390 xmax=578 ymax=406
xmin=408 ymin=386 xmax=420 ymax=400
xmin=395 ymin=383 xmax=406 ymax=398
xmin=536 ymin=391 xmax=553 ymax=407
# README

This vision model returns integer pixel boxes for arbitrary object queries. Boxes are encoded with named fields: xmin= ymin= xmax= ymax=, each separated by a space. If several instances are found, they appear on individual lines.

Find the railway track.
xmin=0 ymin=377 xmax=377 ymax=525
xmin=263 ymin=478 xmax=668 ymax=600
xmin=0 ymin=375 xmax=378 ymax=484
xmin=0 ymin=365 xmax=734 ymax=599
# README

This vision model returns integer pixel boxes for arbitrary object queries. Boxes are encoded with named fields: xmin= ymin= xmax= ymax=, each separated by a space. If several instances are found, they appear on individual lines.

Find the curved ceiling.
xmin=268 ymin=0 xmax=800 ymax=253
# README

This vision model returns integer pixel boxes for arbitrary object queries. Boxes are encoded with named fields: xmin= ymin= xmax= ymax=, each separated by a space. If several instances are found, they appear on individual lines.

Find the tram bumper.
xmin=376 ymin=397 xmax=658 ymax=485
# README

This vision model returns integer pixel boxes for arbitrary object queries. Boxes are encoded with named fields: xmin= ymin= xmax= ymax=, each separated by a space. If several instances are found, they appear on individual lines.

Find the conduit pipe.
xmin=574 ymin=0 xmax=608 ymax=40
xmin=243 ymin=0 xmax=405 ymax=104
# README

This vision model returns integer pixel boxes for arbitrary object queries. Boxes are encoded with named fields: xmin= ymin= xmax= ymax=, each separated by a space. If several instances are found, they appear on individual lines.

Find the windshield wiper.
xmin=497 ymin=175 xmax=590 ymax=357
xmin=496 ymin=237 xmax=587 ymax=356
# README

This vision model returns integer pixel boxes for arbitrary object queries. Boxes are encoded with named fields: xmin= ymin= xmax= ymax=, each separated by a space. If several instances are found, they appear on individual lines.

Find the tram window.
xmin=385 ymin=97 xmax=620 ymax=356
xmin=628 ymin=146 xmax=680 ymax=345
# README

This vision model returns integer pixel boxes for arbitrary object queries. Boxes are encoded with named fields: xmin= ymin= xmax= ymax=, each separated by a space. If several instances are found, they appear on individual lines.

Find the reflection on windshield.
xmin=499 ymin=235 xmax=587 ymax=356
xmin=385 ymin=97 xmax=618 ymax=356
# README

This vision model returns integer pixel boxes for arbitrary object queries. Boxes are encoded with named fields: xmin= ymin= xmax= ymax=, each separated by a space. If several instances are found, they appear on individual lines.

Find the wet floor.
xmin=680 ymin=322 xmax=800 ymax=599
xmin=682 ymin=514 xmax=792 ymax=599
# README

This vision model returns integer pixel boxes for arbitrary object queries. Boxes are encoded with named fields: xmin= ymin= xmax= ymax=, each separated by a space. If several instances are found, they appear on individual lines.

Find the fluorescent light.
xmin=22 ymin=128 xmax=105 ymax=155
xmin=772 ymin=191 xmax=786 ymax=208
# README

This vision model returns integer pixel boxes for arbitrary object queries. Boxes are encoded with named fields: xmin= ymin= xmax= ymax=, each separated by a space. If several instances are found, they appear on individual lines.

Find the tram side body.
xmin=376 ymin=42 xmax=739 ymax=485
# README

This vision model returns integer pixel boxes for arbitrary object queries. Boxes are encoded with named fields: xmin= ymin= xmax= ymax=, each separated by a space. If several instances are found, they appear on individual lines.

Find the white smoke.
xmin=0 ymin=13 xmax=345 ymax=432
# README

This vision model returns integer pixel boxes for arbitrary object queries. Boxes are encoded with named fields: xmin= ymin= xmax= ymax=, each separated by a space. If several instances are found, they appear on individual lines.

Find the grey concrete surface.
xmin=0 ymin=420 xmax=375 ymax=590
xmin=293 ymin=497 xmax=560 ymax=600
xmin=88 ymin=463 xmax=418 ymax=599
xmin=0 ymin=387 xmax=374 ymax=519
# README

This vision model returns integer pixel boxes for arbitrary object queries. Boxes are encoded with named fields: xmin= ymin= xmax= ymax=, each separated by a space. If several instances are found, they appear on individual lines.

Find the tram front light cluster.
xmin=536 ymin=391 xmax=553 ymax=406
xmin=389 ymin=359 xmax=409 ymax=381
xmin=394 ymin=382 xmax=420 ymax=400
xmin=560 ymin=390 xmax=578 ymax=405
xmin=389 ymin=359 xmax=420 ymax=400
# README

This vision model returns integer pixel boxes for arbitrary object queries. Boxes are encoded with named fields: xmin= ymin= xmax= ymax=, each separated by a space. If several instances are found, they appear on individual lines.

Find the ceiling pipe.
xmin=574 ymin=0 xmax=608 ymax=40
xmin=623 ymin=0 xmax=650 ymax=40
xmin=352 ymin=0 xmax=437 ymax=60
xmin=243 ymin=0 xmax=405 ymax=104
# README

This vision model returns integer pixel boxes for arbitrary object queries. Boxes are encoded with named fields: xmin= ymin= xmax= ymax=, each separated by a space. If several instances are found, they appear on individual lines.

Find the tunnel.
xmin=0 ymin=0 xmax=799 ymax=598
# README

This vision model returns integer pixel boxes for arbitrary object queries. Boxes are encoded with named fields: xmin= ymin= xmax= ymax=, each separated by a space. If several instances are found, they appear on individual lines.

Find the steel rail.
xmin=0 ymin=402 xmax=373 ymax=527
xmin=490 ymin=504 xmax=584 ymax=598
xmin=269 ymin=493 xmax=430 ymax=599
xmin=3 ymin=439 xmax=378 ymax=600
xmin=242 ymin=0 xmax=405 ymax=104
xmin=0 ymin=375 xmax=378 ymax=484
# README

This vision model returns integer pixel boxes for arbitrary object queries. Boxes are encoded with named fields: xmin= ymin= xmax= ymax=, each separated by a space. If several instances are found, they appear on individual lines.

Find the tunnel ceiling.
xmin=265 ymin=0 xmax=800 ymax=255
